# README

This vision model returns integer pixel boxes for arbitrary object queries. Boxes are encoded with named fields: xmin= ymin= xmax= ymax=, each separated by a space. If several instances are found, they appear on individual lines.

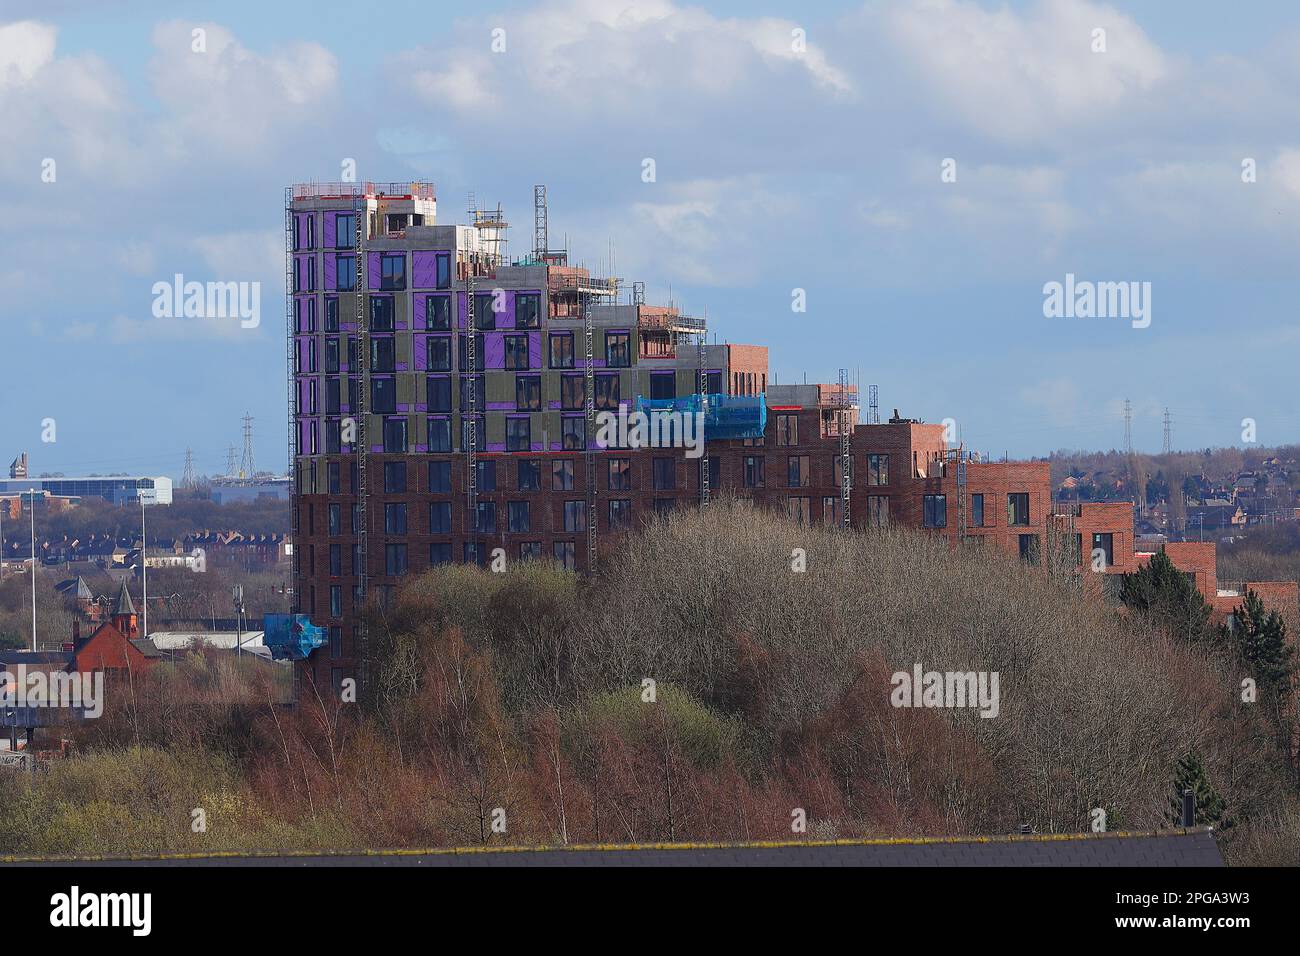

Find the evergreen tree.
xmin=1167 ymin=752 xmax=1229 ymax=829
xmin=1229 ymin=589 xmax=1294 ymax=694
xmin=1120 ymin=548 xmax=1216 ymax=643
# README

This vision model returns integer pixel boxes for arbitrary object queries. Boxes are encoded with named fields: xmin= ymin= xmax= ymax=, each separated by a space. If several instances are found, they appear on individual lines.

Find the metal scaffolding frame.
xmin=353 ymin=197 xmax=370 ymax=694
xmin=584 ymin=291 xmax=597 ymax=572
xmin=838 ymin=368 xmax=851 ymax=528
xmin=284 ymin=190 xmax=299 ymax=613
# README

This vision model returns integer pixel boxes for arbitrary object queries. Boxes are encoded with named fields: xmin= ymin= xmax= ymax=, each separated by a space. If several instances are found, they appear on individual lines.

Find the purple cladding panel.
xmin=412 ymin=251 xmax=439 ymax=288
xmin=486 ymin=402 xmax=514 ymax=411
xmin=367 ymin=252 xmax=381 ymax=291
xmin=487 ymin=443 xmax=506 ymax=452
xmin=322 ymin=254 xmax=336 ymax=290
xmin=529 ymin=331 xmax=542 ymax=369
xmin=484 ymin=333 xmax=505 ymax=369
xmin=323 ymin=213 xmax=336 ymax=249
xmin=412 ymin=335 xmax=427 ymax=370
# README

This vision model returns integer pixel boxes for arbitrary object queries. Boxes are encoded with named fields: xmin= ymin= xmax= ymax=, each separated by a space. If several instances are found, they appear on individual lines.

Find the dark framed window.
xmin=329 ymin=544 xmax=342 ymax=577
xmin=605 ymin=332 xmax=630 ymax=367
xmin=472 ymin=293 xmax=496 ymax=331
xmin=743 ymin=456 xmax=765 ymax=488
xmin=325 ymin=379 xmax=341 ymax=415
xmin=428 ymin=336 xmax=451 ymax=371
xmin=1008 ymin=493 xmax=1030 ymax=527
xmin=788 ymin=455 xmax=810 ymax=488
xmin=650 ymin=371 xmax=676 ymax=400
xmin=382 ymin=417 xmax=407 ymax=453
xmin=553 ymin=541 xmax=575 ymax=571
xmin=776 ymin=414 xmax=798 ymax=446
xmin=474 ymin=501 xmax=496 ymax=534
xmin=428 ymin=460 xmax=451 ymax=493
xmin=563 ymin=501 xmax=587 ymax=533
xmin=516 ymin=375 xmax=541 ymax=411
xmin=380 ymin=253 xmax=405 ymax=290
xmin=561 ymin=374 xmax=585 ymax=410
xmin=427 ymin=417 xmax=451 ymax=452
xmin=924 ymin=494 xmax=947 ymax=528
xmin=458 ymin=333 xmax=486 ymax=371
xmin=476 ymin=460 xmax=496 ymax=492
xmin=385 ymin=543 xmax=408 ymax=576
xmin=459 ymin=375 xmax=485 ymax=411
xmin=427 ymin=375 xmax=452 ymax=412
xmin=383 ymin=461 xmax=406 ymax=494
xmin=325 ymin=338 xmax=340 ymax=374
xmin=595 ymin=373 xmax=620 ymax=410
xmin=336 ymin=256 xmax=356 ymax=291
xmin=325 ymin=296 xmax=339 ymax=331
xmin=608 ymin=498 xmax=632 ymax=530
xmin=370 ymin=296 xmax=394 ymax=331
xmin=867 ymin=454 xmax=889 ymax=486
xmin=370 ymin=336 xmax=395 ymax=373
xmin=505 ymin=459 xmax=536 ymax=494
xmin=429 ymin=501 xmax=452 ymax=534
xmin=652 ymin=457 xmax=675 ymax=490
xmin=328 ymin=503 xmax=342 ymax=536
xmin=508 ymin=501 xmax=530 ymax=533
xmin=506 ymin=416 xmax=531 ymax=451
xmin=430 ymin=542 xmax=452 ymax=565
xmin=552 ymin=459 xmax=574 ymax=491
xmin=335 ymin=213 xmax=355 ymax=249
xmin=516 ymin=293 xmax=541 ymax=329
xmin=435 ymin=253 xmax=450 ymax=289
xmin=519 ymin=541 xmax=542 ymax=561
xmin=608 ymin=457 xmax=631 ymax=490
xmin=384 ymin=503 xmax=408 ymax=535
xmin=1092 ymin=532 xmax=1114 ymax=568
xmin=971 ymin=493 xmax=985 ymax=527
xmin=425 ymin=295 xmax=451 ymax=331
xmin=1019 ymin=534 xmax=1042 ymax=565
xmin=328 ymin=462 xmax=341 ymax=494
xmin=370 ymin=378 xmax=396 ymax=413
xmin=505 ymin=333 xmax=529 ymax=370
xmin=550 ymin=332 xmax=574 ymax=368
xmin=561 ymin=416 xmax=585 ymax=450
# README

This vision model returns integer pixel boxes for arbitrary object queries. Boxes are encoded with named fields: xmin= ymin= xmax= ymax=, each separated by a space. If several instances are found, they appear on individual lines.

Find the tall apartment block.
xmin=287 ymin=181 xmax=1119 ymax=694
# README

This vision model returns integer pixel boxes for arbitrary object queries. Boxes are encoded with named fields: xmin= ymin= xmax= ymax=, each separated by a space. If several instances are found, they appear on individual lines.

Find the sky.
xmin=3 ymin=0 xmax=1300 ymax=479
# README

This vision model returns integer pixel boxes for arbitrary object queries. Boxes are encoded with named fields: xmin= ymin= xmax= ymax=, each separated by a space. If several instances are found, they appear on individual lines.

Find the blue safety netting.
xmin=634 ymin=393 xmax=766 ymax=440
xmin=262 ymin=614 xmax=327 ymax=661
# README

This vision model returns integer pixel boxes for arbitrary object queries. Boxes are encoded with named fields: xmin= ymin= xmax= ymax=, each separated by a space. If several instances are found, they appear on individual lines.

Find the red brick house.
xmin=71 ymin=583 xmax=162 ymax=675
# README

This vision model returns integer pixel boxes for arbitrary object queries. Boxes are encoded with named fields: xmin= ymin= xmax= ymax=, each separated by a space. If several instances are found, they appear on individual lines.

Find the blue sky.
xmin=3 ymin=0 xmax=1300 ymax=479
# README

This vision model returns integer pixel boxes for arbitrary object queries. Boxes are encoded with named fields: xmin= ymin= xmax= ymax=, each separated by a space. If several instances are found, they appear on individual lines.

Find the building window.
xmin=473 ymin=292 xmax=496 ymax=331
xmin=608 ymin=499 xmax=632 ymax=531
xmin=505 ymin=334 xmax=529 ymax=370
xmin=429 ymin=501 xmax=451 ymax=534
xmin=336 ymin=213 xmax=355 ymax=249
xmin=867 ymin=454 xmax=889 ymax=486
xmin=474 ymin=501 xmax=496 ymax=534
xmin=506 ymin=416 xmax=531 ymax=451
xmin=553 ymin=541 xmax=576 ymax=571
xmin=325 ymin=297 xmax=339 ymax=332
xmin=595 ymin=373 xmax=620 ymax=410
xmin=380 ymin=253 xmax=405 ymax=290
xmin=508 ymin=500 xmax=530 ymax=533
xmin=370 ymin=296 xmax=394 ymax=331
xmin=328 ymin=462 xmax=341 ymax=494
xmin=325 ymin=338 xmax=340 ymax=374
xmin=518 ymin=459 xmax=541 ymax=491
xmin=421 ymin=376 xmax=450 ymax=413
xmin=464 ymin=542 xmax=485 ymax=566
xmin=428 ymin=461 xmax=451 ymax=493
xmin=370 ymin=337 xmax=395 ymax=373
xmin=383 ymin=461 xmax=406 ymax=494
xmin=743 ymin=456 xmax=765 ymax=488
xmin=652 ymin=457 xmax=675 ymax=490
xmin=787 ymin=496 xmax=811 ymax=525
xmin=608 ymin=458 xmax=631 ymax=490
xmin=435 ymin=253 xmax=450 ymax=289
xmin=923 ymin=494 xmax=947 ymax=528
xmin=430 ymin=542 xmax=451 ymax=565
xmin=564 ymin=500 xmax=587 ymax=533
xmin=461 ymin=415 xmax=485 ymax=451
xmin=653 ymin=498 xmax=676 ymax=517
xmin=427 ymin=417 xmax=451 ymax=452
xmin=1019 ymin=534 xmax=1041 ymax=565
xmin=516 ymin=293 xmax=541 ymax=329
xmin=1008 ymin=492 xmax=1030 ymax=527
xmin=384 ymin=503 xmax=408 ymax=535
xmin=428 ymin=336 xmax=451 ymax=372
xmin=385 ymin=543 xmax=408 ymax=576
xmin=336 ymin=256 xmax=356 ymax=291
xmin=650 ymin=371 xmax=676 ymax=400
xmin=330 ymin=586 xmax=342 ymax=618
xmin=383 ymin=417 xmax=407 ymax=453
xmin=550 ymin=332 xmax=574 ymax=368
xmin=372 ymin=378 xmax=396 ymax=413
xmin=971 ymin=493 xmax=985 ymax=528
xmin=328 ymin=503 xmax=342 ymax=536
xmin=605 ymin=332 xmax=630 ymax=367
xmin=519 ymin=541 xmax=542 ymax=561
xmin=823 ymin=496 xmax=841 ymax=525
xmin=329 ymin=544 xmax=342 ymax=577
xmin=1091 ymin=532 xmax=1114 ymax=568
xmin=476 ymin=460 xmax=497 ymax=492
xmin=788 ymin=455 xmax=810 ymax=488
xmin=552 ymin=459 xmax=574 ymax=491
xmin=425 ymin=296 xmax=451 ymax=331
xmin=561 ymin=374 xmax=585 ymax=410
xmin=516 ymin=375 xmax=541 ymax=411
xmin=561 ymin=416 xmax=585 ymax=450
xmin=776 ymin=414 xmax=798 ymax=446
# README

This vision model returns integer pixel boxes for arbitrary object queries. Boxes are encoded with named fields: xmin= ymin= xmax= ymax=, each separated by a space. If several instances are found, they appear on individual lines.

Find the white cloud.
xmin=0 ymin=20 xmax=55 ymax=85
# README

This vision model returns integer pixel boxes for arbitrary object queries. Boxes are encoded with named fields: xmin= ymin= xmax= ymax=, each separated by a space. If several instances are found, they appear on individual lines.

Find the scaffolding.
xmin=283 ymin=190 xmax=299 ymax=619
xmin=353 ymin=197 xmax=370 ymax=695
xmin=838 ymin=368 xmax=851 ymax=528
xmin=698 ymin=336 xmax=709 ymax=509
xmin=465 ymin=201 xmax=479 ymax=568
xmin=584 ymin=290 xmax=597 ymax=572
